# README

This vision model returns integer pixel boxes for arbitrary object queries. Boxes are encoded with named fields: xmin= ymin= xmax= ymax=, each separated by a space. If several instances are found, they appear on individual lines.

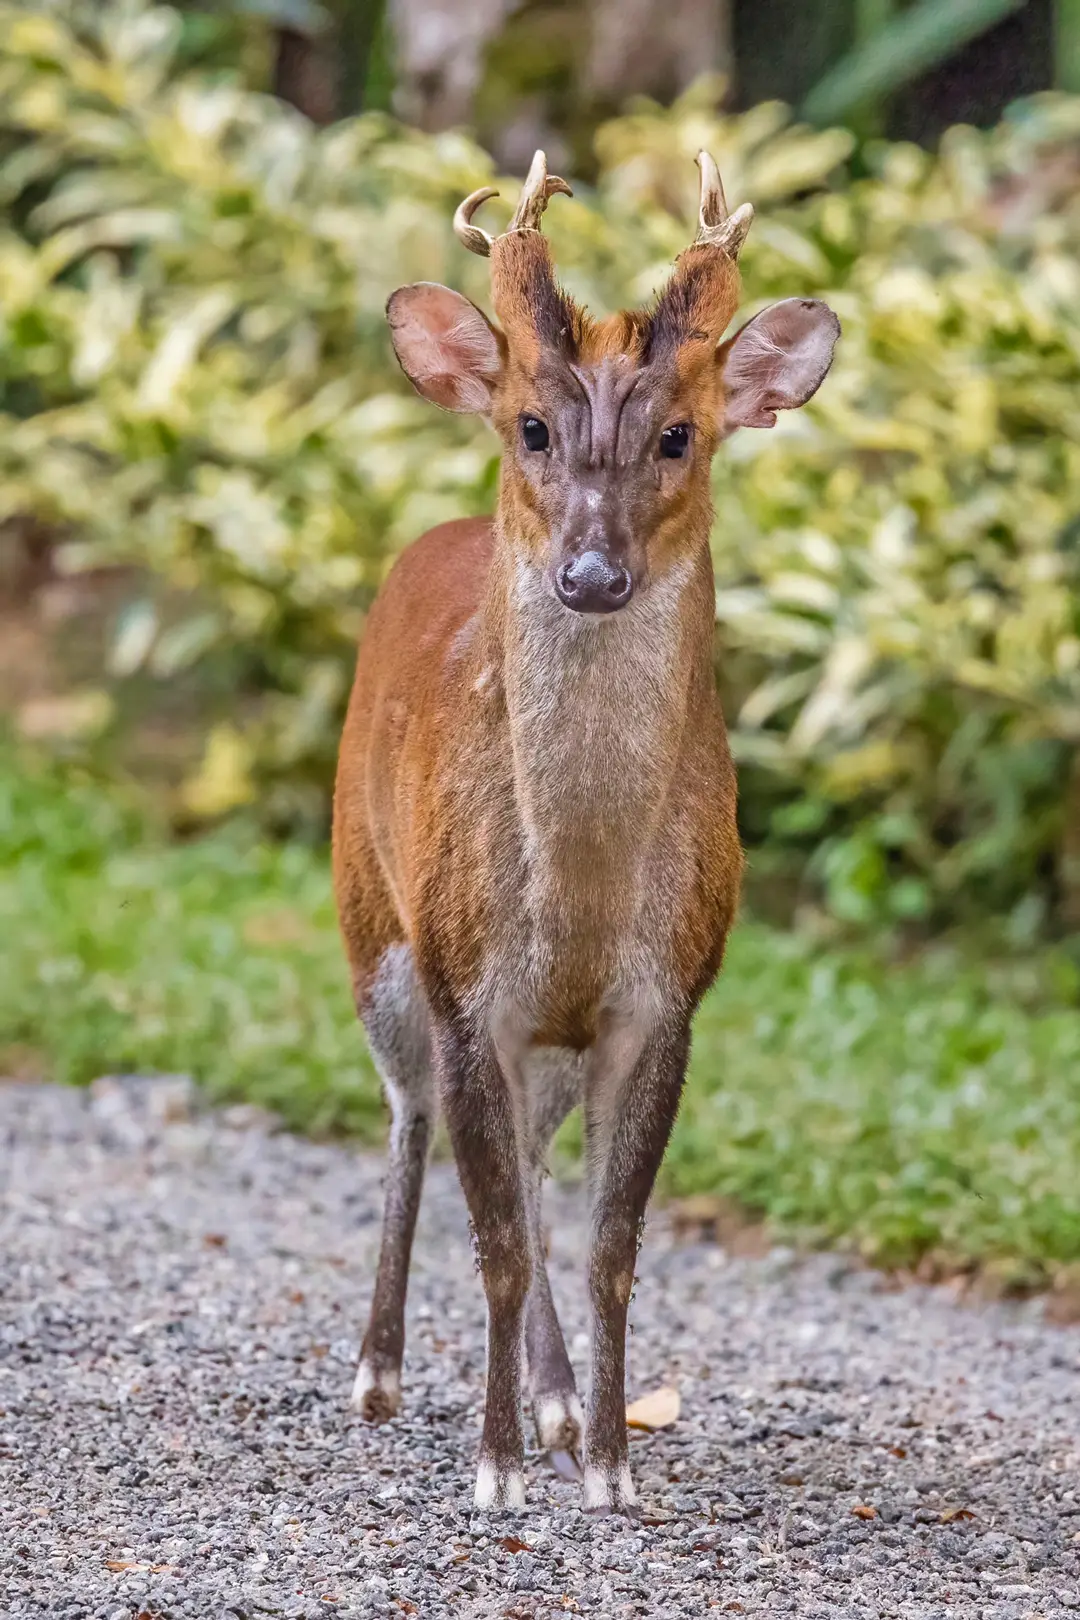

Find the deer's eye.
xmin=660 ymin=423 xmax=691 ymax=459
xmin=521 ymin=416 xmax=550 ymax=452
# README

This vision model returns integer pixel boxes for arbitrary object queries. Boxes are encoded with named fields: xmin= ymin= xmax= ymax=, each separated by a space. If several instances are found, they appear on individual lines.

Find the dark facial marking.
xmin=643 ymin=258 xmax=716 ymax=361
xmin=522 ymin=255 xmax=582 ymax=354
xmin=565 ymin=359 xmax=644 ymax=468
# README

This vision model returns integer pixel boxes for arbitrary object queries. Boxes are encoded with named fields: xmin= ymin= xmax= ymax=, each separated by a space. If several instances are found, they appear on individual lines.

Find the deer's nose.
xmin=554 ymin=551 xmax=633 ymax=614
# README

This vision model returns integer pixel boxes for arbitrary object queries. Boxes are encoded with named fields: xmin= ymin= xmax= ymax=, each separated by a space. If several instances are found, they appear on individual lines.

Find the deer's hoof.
xmin=534 ymin=1392 xmax=584 ymax=1454
xmin=351 ymin=1360 xmax=400 ymax=1423
xmin=582 ymin=1461 xmax=638 ymax=1517
xmin=474 ymin=1459 xmax=527 ymax=1512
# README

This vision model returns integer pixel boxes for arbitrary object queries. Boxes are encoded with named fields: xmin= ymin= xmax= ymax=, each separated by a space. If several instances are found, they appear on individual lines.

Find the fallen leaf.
xmin=106 ymin=1560 xmax=140 ymax=1571
xmin=500 ymin=1536 xmax=531 ymax=1554
xmin=851 ymin=1504 xmax=877 ymax=1520
xmin=984 ymin=1409 xmax=1004 ymax=1422
xmin=888 ymin=1446 xmax=907 ymax=1458
xmin=203 ymin=1233 xmax=226 ymax=1249
xmin=626 ymin=1386 xmax=680 ymax=1431
xmin=309 ymin=1343 xmax=329 ymax=1359
xmin=397 ymin=1603 xmax=418 ymax=1616
xmin=778 ymin=1472 xmax=804 ymax=1486
xmin=940 ymin=1507 xmax=977 ymax=1523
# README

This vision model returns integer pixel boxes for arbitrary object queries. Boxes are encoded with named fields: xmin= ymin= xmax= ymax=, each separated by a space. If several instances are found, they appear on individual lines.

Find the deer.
xmin=332 ymin=149 xmax=839 ymax=1515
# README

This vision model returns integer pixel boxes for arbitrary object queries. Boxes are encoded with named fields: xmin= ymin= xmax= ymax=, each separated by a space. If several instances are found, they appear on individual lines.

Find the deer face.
xmin=388 ymin=153 xmax=839 ymax=616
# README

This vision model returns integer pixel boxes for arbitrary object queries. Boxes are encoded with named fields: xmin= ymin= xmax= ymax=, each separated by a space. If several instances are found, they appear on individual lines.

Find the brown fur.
xmin=332 ymin=176 xmax=837 ymax=1513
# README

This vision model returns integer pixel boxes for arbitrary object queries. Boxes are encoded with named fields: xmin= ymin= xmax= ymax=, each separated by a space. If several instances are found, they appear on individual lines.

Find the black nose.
xmin=554 ymin=551 xmax=633 ymax=614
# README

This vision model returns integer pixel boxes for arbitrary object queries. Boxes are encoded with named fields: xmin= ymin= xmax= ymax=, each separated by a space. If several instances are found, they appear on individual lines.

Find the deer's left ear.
xmin=387 ymin=282 xmax=505 ymax=414
xmin=717 ymin=298 xmax=840 ymax=438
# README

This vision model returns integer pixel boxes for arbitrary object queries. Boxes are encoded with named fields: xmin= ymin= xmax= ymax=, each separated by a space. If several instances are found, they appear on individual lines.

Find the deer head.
xmin=387 ymin=151 xmax=839 ymax=615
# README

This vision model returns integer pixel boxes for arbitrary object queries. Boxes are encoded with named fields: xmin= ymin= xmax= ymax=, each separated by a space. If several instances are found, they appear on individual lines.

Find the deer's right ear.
xmin=387 ymin=283 xmax=504 ymax=414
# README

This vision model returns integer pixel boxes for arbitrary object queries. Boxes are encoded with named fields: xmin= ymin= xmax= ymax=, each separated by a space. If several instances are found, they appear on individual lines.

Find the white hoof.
xmin=534 ymin=1392 xmax=584 ymax=1452
xmin=351 ymin=1360 xmax=400 ymax=1423
xmin=474 ymin=1459 xmax=527 ymax=1512
xmin=583 ymin=1461 xmax=637 ymax=1516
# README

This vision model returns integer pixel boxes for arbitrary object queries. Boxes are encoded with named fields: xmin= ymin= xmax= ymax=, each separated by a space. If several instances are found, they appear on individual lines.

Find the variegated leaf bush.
xmin=1 ymin=0 xmax=1078 ymax=928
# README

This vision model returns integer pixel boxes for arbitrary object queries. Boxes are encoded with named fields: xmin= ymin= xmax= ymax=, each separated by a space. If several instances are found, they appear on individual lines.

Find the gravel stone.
xmin=2 ymin=1077 xmax=1079 ymax=1618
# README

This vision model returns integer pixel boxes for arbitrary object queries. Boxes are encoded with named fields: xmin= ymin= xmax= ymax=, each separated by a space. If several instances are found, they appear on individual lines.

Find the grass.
xmin=3 ymin=746 xmax=1080 ymax=1284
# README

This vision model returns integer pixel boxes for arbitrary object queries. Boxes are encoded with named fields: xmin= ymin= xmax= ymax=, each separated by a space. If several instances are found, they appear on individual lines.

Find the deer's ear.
xmin=717 ymin=298 xmax=839 ymax=437
xmin=387 ymin=282 xmax=504 ymax=414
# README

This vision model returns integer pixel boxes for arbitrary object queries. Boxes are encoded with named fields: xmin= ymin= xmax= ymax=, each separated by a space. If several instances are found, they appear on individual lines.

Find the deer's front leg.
xmin=583 ymin=1014 xmax=690 ymax=1515
xmin=434 ymin=1018 xmax=531 ymax=1512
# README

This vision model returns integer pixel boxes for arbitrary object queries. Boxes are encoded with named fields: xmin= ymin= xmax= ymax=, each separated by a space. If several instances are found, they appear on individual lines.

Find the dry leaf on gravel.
xmin=851 ymin=1504 xmax=877 ymax=1520
xmin=626 ymin=1386 xmax=680 ymax=1431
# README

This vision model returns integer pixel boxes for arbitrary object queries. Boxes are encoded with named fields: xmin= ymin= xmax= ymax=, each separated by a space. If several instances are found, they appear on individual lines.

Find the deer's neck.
xmin=483 ymin=537 xmax=716 ymax=950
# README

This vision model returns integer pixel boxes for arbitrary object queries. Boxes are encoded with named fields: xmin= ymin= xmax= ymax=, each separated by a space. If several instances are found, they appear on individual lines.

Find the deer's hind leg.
xmin=522 ymin=1048 xmax=586 ymax=1460
xmin=352 ymin=942 xmax=435 ymax=1422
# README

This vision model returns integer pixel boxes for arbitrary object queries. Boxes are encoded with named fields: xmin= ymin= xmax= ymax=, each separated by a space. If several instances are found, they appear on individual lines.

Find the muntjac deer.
xmin=333 ymin=151 xmax=839 ymax=1514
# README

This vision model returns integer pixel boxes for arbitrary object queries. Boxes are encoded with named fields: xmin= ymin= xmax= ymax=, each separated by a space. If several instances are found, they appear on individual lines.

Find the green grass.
xmin=3 ymin=747 xmax=1080 ymax=1282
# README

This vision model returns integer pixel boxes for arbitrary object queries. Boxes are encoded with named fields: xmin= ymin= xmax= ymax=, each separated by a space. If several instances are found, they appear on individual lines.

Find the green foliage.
xmin=711 ymin=103 xmax=1080 ymax=927
xmin=3 ymin=744 xmax=1079 ymax=1277
xmin=1 ymin=0 xmax=1080 ymax=926
xmin=0 ymin=742 xmax=382 ymax=1135
xmin=801 ymin=0 xmax=1028 ymax=126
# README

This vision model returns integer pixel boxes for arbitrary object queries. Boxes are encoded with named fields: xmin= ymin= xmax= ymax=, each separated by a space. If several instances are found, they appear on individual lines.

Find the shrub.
xmin=709 ymin=108 xmax=1080 ymax=930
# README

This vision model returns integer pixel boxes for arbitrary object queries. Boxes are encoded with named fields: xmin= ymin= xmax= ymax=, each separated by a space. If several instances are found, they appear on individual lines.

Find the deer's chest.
xmin=472 ymin=588 xmax=697 ymax=1041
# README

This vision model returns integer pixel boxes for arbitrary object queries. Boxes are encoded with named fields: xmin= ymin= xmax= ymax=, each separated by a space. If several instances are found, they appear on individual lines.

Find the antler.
xmin=693 ymin=150 xmax=754 ymax=260
xmin=453 ymin=150 xmax=573 ymax=258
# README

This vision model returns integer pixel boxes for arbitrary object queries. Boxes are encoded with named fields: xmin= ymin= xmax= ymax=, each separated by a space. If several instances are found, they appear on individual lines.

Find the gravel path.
xmin=2 ymin=1077 xmax=1079 ymax=1620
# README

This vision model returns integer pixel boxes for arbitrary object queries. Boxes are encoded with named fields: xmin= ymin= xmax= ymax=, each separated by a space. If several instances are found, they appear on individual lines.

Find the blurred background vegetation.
xmin=2 ymin=0 xmax=1079 ymax=1285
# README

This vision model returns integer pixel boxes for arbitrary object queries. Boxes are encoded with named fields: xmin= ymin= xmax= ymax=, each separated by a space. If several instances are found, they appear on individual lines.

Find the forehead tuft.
xmin=576 ymin=310 xmax=651 ymax=365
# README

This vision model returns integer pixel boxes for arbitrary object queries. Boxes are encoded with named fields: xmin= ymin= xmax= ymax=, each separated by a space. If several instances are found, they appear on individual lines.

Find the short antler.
xmin=453 ymin=150 xmax=573 ymax=258
xmin=693 ymin=150 xmax=754 ymax=260
xmin=453 ymin=187 xmax=500 ymax=257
